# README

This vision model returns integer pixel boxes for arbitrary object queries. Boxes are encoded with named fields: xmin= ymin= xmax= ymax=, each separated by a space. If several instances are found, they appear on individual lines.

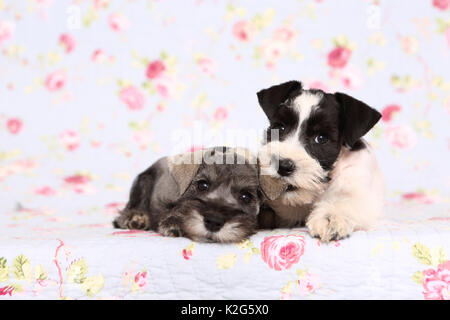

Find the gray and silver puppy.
xmin=113 ymin=147 xmax=272 ymax=243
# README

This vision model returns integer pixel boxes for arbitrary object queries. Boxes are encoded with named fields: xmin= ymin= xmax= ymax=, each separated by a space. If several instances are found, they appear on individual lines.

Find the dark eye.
xmin=197 ymin=180 xmax=209 ymax=192
xmin=314 ymin=135 xmax=328 ymax=144
xmin=239 ymin=191 xmax=253 ymax=204
xmin=270 ymin=123 xmax=285 ymax=134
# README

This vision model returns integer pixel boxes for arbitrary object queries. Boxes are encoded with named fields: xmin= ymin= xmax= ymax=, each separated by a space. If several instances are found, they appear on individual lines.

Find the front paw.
xmin=158 ymin=218 xmax=183 ymax=238
xmin=125 ymin=211 xmax=150 ymax=230
xmin=306 ymin=213 xmax=353 ymax=242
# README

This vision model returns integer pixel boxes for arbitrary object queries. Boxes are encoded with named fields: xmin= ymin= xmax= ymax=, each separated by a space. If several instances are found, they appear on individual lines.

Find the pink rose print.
xmin=59 ymin=130 xmax=80 ymax=151
xmin=298 ymin=272 xmax=320 ymax=296
xmin=133 ymin=130 xmax=153 ymax=149
xmin=146 ymin=60 xmax=166 ymax=79
xmin=0 ymin=20 xmax=14 ymax=45
xmin=273 ymin=27 xmax=295 ymax=43
xmin=327 ymin=47 xmax=352 ymax=69
xmin=34 ymin=186 xmax=56 ymax=196
xmin=94 ymin=0 xmax=110 ymax=9
xmin=134 ymin=271 xmax=148 ymax=289
xmin=197 ymin=57 xmax=217 ymax=76
xmin=402 ymin=192 xmax=434 ymax=204
xmin=232 ymin=21 xmax=256 ymax=42
xmin=187 ymin=145 xmax=204 ymax=153
xmin=6 ymin=118 xmax=23 ymax=134
xmin=59 ymin=33 xmax=76 ymax=53
xmin=422 ymin=260 xmax=450 ymax=300
xmin=338 ymin=66 xmax=363 ymax=90
xmin=119 ymin=86 xmax=146 ymax=111
xmin=381 ymin=104 xmax=402 ymax=122
xmin=213 ymin=107 xmax=228 ymax=121
xmin=261 ymin=235 xmax=305 ymax=271
xmin=45 ymin=70 xmax=66 ymax=91
xmin=92 ymin=49 xmax=107 ymax=63
xmin=153 ymin=76 xmax=173 ymax=99
xmin=0 ymin=285 xmax=14 ymax=296
xmin=104 ymin=202 xmax=126 ymax=215
xmin=63 ymin=174 xmax=94 ymax=194
xmin=399 ymin=36 xmax=419 ymax=55
xmin=64 ymin=174 xmax=91 ymax=185
xmin=385 ymin=124 xmax=417 ymax=149
xmin=433 ymin=0 xmax=450 ymax=10
xmin=259 ymin=40 xmax=287 ymax=68
xmin=108 ymin=13 xmax=130 ymax=32
xmin=0 ymin=159 xmax=36 ymax=181
xmin=182 ymin=249 xmax=193 ymax=260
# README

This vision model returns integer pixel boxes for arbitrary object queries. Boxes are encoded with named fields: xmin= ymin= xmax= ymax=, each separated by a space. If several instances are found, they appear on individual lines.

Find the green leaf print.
xmin=411 ymin=271 xmax=423 ymax=284
xmin=81 ymin=275 xmax=104 ymax=297
xmin=67 ymin=259 xmax=88 ymax=284
xmin=436 ymin=247 xmax=447 ymax=265
xmin=13 ymin=255 xmax=31 ymax=280
xmin=412 ymin=243 xmax=433 ymax=266
xmin=0 ymin=257 xmax=9 ymax=282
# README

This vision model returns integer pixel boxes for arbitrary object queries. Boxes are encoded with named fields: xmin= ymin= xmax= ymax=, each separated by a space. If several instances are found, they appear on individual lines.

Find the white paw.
xmin=306 ymin=213 xmax=354 ymax=242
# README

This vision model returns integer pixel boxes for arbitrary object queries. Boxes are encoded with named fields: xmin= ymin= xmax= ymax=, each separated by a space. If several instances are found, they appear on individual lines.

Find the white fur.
xmin=292 ymin=91 xmax=322 ymax=125
xmin=184 ymin=210 xmax=250 ymax=243
xmin=306 ymin=142 xmax=385 ymax=241
xmin=214 ymin=221 xmax=246 ymax=243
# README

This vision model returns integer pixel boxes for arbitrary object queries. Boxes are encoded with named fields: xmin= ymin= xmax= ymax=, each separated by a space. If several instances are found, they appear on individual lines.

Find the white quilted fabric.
xmin=1 ymin=202 xmax=448 ymax=300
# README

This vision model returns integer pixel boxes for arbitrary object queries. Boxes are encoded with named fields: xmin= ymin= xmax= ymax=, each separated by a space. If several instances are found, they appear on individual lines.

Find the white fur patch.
xmin=183 ymin=210 xmax=210 ymax=242
xmin=214 ymin=221 xmax=246 ymax=243
xmin=292 ymin=91 xmax=322 ymax=126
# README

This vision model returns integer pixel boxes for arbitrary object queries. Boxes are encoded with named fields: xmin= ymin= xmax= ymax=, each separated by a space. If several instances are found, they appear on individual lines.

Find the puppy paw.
xmin=127 ymin=213 xmax=150 ymax=230
xmin=158 ymin=217 xmax=183 ymax=238
xmin=158 ymin=225 xmax=183 ymax=237
xmin=306 ymin=213 xmax=353 ymax=242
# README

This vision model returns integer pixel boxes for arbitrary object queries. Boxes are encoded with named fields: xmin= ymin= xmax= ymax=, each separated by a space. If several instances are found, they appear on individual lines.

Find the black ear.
xmin=257 ymin=81 xmax=302 ymax=118
xmin=335 ymin=92 xmax=381 ymax=148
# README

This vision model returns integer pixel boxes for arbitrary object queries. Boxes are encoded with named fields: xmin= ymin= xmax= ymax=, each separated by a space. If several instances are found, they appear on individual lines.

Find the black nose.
xmin=204 ymin=215 xmax=225 ymax=232
xmin=278 ymin=158 xmax=295 ymax=176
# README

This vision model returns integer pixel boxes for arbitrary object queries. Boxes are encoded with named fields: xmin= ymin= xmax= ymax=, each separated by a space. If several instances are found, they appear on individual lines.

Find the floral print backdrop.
xmin=0 ymin=0 xmax=449 ymax=300
xmin=1 ymin=0 xmax=449 ymax=208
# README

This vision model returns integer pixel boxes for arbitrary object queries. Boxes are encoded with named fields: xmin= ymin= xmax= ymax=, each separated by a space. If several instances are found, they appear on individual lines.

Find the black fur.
xmin=257 ymin=80 xmax=302 ymax=119
xmin=335 ymin=92 xmax=381 ymax=148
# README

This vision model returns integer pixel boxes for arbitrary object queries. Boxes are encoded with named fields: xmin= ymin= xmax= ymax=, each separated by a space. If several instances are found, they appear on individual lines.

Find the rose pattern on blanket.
xmin=411 ymin=243 xmax=449 ymax=300
xmin=261 ymin=235 xmax=306 ymax=271
xmin=0 ymin=0 xmax=449 ymax=300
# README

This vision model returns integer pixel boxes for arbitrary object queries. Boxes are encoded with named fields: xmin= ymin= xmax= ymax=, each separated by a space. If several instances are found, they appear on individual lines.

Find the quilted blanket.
xmin=1 ymin=201 xmax=449 ymax=300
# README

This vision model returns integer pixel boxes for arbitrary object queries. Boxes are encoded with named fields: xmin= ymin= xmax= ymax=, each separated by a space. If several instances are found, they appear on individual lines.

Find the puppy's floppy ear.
xmin=257 ymin=159 xmax=288 ymax=201
xmin=257 ymin=81 xmax=303 ymax=118
xmin=168 ymin=150 xmax=203 ymax=196
xmin=259 ymin=175 xmax=288 ymax=201
xmin=335 ymin=92 xmax=382 ymax=148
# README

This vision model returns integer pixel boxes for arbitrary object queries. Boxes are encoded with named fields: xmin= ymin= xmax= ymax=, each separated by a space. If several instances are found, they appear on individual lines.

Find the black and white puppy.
xmin=257 ymin=81 xmax=385 ymax=242
xmin=113 ymin=147 xmax=266 ymax=243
